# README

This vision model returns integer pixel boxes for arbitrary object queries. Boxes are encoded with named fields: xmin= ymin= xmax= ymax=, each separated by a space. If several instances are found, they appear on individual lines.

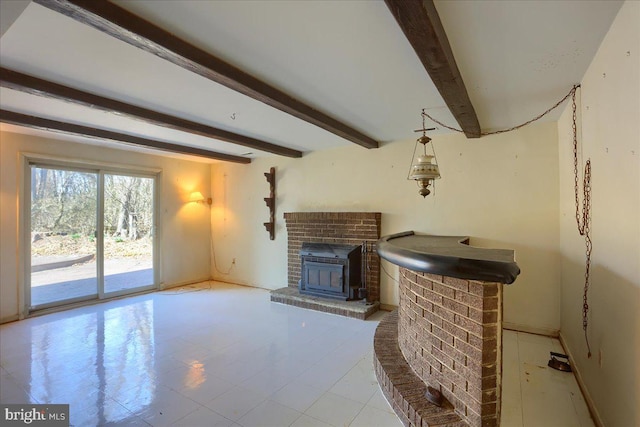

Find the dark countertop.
xmin=376 ymin=231 xmax=520 ymax=284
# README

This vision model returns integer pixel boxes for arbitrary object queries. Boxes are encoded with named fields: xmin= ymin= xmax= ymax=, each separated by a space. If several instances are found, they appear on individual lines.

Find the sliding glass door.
xmin=103 ymin=174 xmax=155 ymax=295
xmin=30 ymin=166 xmax=99 ymax=307
xmin=28 ymin=163 xmax=157 ymax=311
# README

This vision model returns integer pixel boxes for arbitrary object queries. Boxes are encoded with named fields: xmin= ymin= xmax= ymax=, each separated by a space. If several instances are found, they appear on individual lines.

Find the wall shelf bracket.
xmin=264 ymin=167 xmax=275 ymax=240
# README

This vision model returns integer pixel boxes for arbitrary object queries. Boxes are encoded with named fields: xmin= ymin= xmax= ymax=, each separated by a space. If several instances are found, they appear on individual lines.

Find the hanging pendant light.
xmin=408 ymin=111 xmax=440 ymax=197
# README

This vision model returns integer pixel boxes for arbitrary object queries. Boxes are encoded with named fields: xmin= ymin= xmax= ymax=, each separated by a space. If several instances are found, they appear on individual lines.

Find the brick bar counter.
xmin=375 ymin=232 xmax=520 ymax=427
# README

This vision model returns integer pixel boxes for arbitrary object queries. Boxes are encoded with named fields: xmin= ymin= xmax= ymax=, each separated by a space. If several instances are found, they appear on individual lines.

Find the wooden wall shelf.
xmin=264 ymin=167 xmax=275 ymax=240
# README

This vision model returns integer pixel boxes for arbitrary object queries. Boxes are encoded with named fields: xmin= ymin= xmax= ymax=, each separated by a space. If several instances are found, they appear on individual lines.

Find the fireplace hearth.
xmin=299 ymin=242 xmax=362 ymax=300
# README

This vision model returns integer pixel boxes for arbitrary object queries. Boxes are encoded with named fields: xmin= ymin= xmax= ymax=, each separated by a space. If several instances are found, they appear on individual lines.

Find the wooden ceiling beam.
xmin=0 ymin=67 xmax=301 ymax=158
xmin=33 ymin=0 xmax=379 ymax=149
xmin=385 ymin=0 xmax=481 ymax=138
xmin=0 ymin=109 xmax=251 ymax=163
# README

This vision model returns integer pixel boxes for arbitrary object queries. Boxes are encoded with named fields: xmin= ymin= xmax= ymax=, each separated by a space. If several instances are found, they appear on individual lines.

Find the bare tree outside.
xmin=30 ymin=166 xmax=155 ymax=307
xmin=103 ymin=174 xmax=154 ymax=294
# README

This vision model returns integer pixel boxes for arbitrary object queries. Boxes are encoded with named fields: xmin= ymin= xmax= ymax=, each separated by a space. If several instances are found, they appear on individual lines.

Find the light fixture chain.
xmin=571 ymin=86 xmax=593 ymax=358
xmin=421 ymin=85 xmax=579 ymax=136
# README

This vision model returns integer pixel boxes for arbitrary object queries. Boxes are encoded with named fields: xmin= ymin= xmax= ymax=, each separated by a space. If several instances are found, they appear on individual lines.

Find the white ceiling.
xmin=0 ymin=0 xmax=623 ymax=163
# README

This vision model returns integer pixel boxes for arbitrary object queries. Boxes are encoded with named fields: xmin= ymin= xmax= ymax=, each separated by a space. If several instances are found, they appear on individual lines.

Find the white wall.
xmin=0 ymin=131 xmax=212 ymax=322
xmin=558 ymin=2 xmax=639 ymax=425
xmin=211 ymin=121 xmax=561 ymax=333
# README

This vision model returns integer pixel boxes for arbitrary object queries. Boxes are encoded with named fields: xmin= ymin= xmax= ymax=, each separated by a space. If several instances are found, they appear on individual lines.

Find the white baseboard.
xmin=503 ymin=321 xmax=559 ymax=338
xmin=559 ymin=333 xmax=604 ymax=427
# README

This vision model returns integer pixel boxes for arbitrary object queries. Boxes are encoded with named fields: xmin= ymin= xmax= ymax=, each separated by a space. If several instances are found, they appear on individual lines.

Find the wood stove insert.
xmin=299 ymin=242 xmax=362 ymax=300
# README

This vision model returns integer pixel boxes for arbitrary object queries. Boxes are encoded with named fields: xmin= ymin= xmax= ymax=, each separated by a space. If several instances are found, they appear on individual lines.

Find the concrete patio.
xmin=31 ymin=257 xmax=153 ymax=307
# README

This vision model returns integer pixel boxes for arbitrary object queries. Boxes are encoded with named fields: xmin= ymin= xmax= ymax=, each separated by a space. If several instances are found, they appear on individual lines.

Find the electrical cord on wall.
xmin=210 ymin=229 xmax=233 ymax=276
xmin=211 ymin=172 xmax=235 ymax=277
xmin=159 ymin=226 xmax=234 ymax=295
xmin=380 ymin=260 xmax=400 ymax=285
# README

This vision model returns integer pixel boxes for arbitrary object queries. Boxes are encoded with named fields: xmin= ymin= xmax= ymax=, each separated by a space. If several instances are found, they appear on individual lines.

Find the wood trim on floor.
xmin=503 ymin=321 xmax=559 ymax=338
xmin=559 ymin=333 xmax=604 ymax=427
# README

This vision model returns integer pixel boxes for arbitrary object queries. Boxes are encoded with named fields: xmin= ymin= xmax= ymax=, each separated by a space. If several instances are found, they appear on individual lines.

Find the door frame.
xmin=20 ymin=153 xmax=161 ymax=317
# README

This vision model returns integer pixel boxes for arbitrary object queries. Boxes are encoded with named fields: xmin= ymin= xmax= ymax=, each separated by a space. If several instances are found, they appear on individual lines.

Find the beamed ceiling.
xmin=0 ymin=0 xmax=623 ymax=163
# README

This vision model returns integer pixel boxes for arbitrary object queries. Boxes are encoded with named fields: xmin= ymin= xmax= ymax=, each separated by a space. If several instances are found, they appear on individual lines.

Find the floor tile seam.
xmin=344 ymin=398 xmax=369 ymax=427
xmin=1 ymin=372 xmax=42 ymax=403
xmin=291 ymin=355 xmax=347 ymax=385
xmin=281 ymin=365 xmax=343 ymax=400
xmin=566 ymin=381 xmax=590 ymax=422
xmin=235 ymin=398 xmax=305 ymax=427
xmin=362 ymin=399 xmax=395 ymax=416
xmin=304 ymin=390 xmax=366 ymax=423
xmin=296 ymin=408 xmax=340 ymax=427
xmin=254 ymin=368 xmax=309 ymax=404
xmin=269 ymin=389 xmax=324 ymax=416
xmin=203 ymin=384 xmax=271 ymax=419
xmin=299 ymin=339 xmax=370 ymax=372
xmin=233 ymin=362 xmax=293 ymax=393
xmin=68 ymin=397 xmax=138 ymax=426
xmin=108 ymin=383 xmax=200 ymax=416
xmin=287 ymin=412 xmax=315 ymax=427
xmin=249 ymin=409 xmax=306 ymax=427
xmin=364 ymin=387 xmax=396 ymax=416
xmin=328 ymin=378 xmax=378 ymax=405
xmin=171 ymin=402 xmax=236 ymax=427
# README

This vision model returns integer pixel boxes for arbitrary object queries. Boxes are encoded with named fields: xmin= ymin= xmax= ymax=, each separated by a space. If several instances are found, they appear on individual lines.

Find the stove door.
xmin=302 ymin=260 xmax=346 ymax=298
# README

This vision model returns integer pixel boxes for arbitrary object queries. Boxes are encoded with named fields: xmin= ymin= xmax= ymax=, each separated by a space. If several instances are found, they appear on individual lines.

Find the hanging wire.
xmin=421 ymin=85 xmax=579 ymax=135
xmin=380 ymin=259 xmax=400 ymax=285
xmin=211 ymin=173 xmax=234 ymax=276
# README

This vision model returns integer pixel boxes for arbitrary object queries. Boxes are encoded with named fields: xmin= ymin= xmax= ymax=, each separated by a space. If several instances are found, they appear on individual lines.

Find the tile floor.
xmin=0 ymin=282 xmax=594 ymax=427
xmin=501 ymin=329 xmax=595 ymax=427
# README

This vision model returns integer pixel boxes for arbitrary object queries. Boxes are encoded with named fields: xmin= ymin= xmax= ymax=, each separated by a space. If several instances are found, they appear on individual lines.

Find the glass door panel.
xmin=30 ymin=166 xmax=98 ymax=308
xmin=103 ymin=174 xmax=155 ymax=295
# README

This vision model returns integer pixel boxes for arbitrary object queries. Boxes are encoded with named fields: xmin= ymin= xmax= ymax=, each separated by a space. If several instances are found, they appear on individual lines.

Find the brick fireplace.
xmin=284 ymin=212 xmax=381 ymax=303
xmin=271 ymin=212 xmax=381 ymax=319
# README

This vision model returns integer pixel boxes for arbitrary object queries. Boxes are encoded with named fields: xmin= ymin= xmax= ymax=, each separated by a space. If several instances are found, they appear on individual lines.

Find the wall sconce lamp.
xmin=408 ymin=110 xmax=440 ymax=197
xmin=189 ymin=191 xmax=212 ymax=205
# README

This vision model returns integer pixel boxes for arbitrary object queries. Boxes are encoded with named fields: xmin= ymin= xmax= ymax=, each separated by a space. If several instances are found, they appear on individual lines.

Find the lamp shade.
xmin=189 ymin=191 xmax=205 ymax=203
xmin=409 ymin=155 xmax=440 ymax=181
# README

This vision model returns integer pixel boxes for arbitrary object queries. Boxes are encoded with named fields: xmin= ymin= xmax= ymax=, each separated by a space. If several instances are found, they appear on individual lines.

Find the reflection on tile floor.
xmin=1 ymin=282 xmax=594 ymax=427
